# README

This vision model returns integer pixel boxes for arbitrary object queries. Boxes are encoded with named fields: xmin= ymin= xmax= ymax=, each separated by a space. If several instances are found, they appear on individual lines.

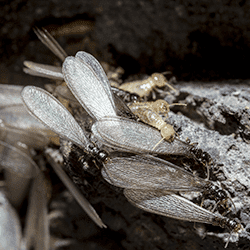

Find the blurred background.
xmin=1 ymin=0 xmax=250 ymax=87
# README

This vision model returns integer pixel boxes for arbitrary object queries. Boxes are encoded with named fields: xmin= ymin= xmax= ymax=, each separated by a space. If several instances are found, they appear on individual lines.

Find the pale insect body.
xmin=128 ymin=99 xmax=186 ymax=142
xmin=119 ymin=72 xmax=176 ymax=99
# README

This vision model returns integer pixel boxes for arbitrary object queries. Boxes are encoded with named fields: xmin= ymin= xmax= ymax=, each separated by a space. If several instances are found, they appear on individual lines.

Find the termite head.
xmin=160 ymin=124 xmax=176 ymax=142
xmin=213 ymin=216 xmax=242 ymax=233
xmin=153 ymin=99 xmax=170 ymax=114
xmin=205 ymin=183 xmax=228 ymax=202
xmin=221 ymin=217 xmax=242 ymax=233
xmin=217 ymin=217 xmax=243 ymax=248
xmin=87 ymin=144 xmax=108 ymax=163
xmin=151 ymin=73 xmax=167 ymax=88
xmin=129 ymin=93 xmax=141 ymax=103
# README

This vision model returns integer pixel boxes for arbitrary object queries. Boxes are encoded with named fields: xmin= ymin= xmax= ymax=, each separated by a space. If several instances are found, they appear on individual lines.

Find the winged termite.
xmin=124 ymin=189 xmax=242 ymax=248
xmin=119 ymin=72 xmax=176 ymax=99
xmin=102 ymin=153 xmax=232 ymax=208
xmin=21 ymin=86 xmax=108 ymax=227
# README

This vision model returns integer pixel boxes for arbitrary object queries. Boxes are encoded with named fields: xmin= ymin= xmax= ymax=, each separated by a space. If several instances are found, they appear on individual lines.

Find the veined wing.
xmin=63 ymin=56 xmax=117 ymax=120
xmin=124 ymin=189 xmax=225 ymax=225
xmin=75 ymin=51 xmax=115 ymax=108
xmin=23 ymin=61 xmax=63 ymax=80
xmin=92 ymin=116 xmax=193 ymax=157
xmin=21 ymin=86 xmax=90 ymax=149
xmin=33 ymin=26 xmax=67 ymax=61
xmin=102 ymin=154 xmax=204 ymax=191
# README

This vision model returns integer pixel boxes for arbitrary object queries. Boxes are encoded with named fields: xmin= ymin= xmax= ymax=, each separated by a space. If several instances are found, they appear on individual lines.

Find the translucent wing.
xmin=0 ymin=125 xmax=49 ymax=149
xmin=33 ymin=26 xmax=67 ymax=61
xmin=23 ymin=170 xmax=49 ymax=250
xmin=21 ymin=86 xmax=90 ymax=149
xmin=0 ymin=104 xmax=47 ymax=131
xmin=63 ymin=56 xmax=117 ymax=120
xmin=124 ymin=189 xmax=225 ymax=225
xmin=0 ymin=140 xmax=39 ymax=178
xmin=75 ymin=51 xmax=115 ymax=107
xmin=103 ymin=154 xmax=204 ymax=191
xmin=0 ymin=84 xmax=23 ymax=107
xmin=92 ymin=116 xmax=193 ymax=157
xmin=24 ymin=61 xmax=63 ymax=80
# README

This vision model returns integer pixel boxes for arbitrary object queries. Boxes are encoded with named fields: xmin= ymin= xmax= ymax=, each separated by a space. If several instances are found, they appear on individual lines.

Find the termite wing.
xmin=123 ymin=189 xmax=242 ymax=248
xmin=62 ymin=52 xmax=193 ymax=157
xmin=101 ymin=153 xmax=231 ymax=206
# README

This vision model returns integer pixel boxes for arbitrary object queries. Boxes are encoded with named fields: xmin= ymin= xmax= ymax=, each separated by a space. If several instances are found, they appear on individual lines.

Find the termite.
xmin=45 ymin=20 xmax=94 ymax=38
xmin=124 ymin=189 xmax=242 ymax=248
xmin=119 ymin=72 xmax=176 ymax=100
xmin=128 ymin=99 xmax=186 ymax=142
xmin=101 ymin=153 xmax=234 ymax=210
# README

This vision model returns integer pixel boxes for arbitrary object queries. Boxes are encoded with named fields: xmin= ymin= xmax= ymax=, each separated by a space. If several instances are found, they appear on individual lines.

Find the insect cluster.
xmin=18 ymin=28 xmax=249 ymax=248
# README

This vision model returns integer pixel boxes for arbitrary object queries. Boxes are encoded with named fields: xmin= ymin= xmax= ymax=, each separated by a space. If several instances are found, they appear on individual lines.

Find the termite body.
xmin=119 ymin=72 xmax=176 ymax=100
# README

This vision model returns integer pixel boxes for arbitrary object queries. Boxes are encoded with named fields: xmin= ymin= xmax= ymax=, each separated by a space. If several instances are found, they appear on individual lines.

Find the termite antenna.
xmin=152 ymin=137 xmax=165 ymax=150
xmin=205 ymin=163 xmax=210 ymax=181
xmin=168 ymin=103 xmax=187 ymax=108
xmin=228 ymin=196 xmax=236 ymax=214
xmin=224 ymin=231 xmax=233 ymax=248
